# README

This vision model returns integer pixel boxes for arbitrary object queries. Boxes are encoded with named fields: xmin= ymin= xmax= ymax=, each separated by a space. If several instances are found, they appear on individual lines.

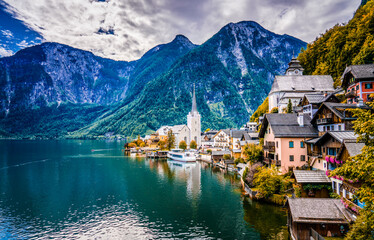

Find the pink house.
xmin=259 ymin=113 xmax=319 ymax=174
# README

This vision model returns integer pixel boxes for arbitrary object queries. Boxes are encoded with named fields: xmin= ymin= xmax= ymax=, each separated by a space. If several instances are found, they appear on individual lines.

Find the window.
xmin=276 ymin=154 xmax=278 ymax=160
xmin=356 ymin=85 xmax=359 ymax=90
xmin=331 ymin=125 xmax=334 ymax=131
xmin=301 ymin=155 xmax=305 ymax=161
xmin=365 ymin=83 xmax=373 ymax=89
xmin=322 ymin=147 xmax=325 ymax=153
xmin=327 ymin=126 xmax=330 ymax=131
xmin=338 ymin=125 xmax=342 ymax=131
xmin=300 ymin=141 xmax=304 ymax=148
xmin=268 ymin=128 xmax=271 ymax=134
xmin=289 ymin=141 xmax=294 ymax=148
xmin=289 ymin=155 xmax=294 ymax=161
xmin=323 ymin=126 xmax=326 ymax=131
xmin=276 ymin=141 xmax=278 ymax=148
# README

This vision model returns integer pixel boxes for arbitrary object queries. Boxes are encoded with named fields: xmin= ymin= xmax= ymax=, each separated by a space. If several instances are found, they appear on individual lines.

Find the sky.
xmin=0 ymin=0 xmax=362 ymax=61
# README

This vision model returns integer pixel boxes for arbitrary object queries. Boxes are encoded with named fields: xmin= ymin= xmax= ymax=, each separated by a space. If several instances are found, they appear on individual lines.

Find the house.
xmin=201 ymin=130 xmax=218 ymax=148
xmin=147 ymin=133 xmax=160 ymax=148
xmin=310 ymin=102 xmax=370 ymax=136
xmin=211 ymin=150 xmax=231 ymax=163
xmin=332 ymin=140 xmax=365 ymax=212
xmin=286 ymin=198 xmax=355 ymax=240
xmin=305 ymin=131 xmax=357 ymax=171
xmin=231 ymin=130 xmax=248 ymax=158
xmin=268 ymin=57 xmax=335 ymax=112
xmin=240 ymin=132 xmax=260 ymax=159
xmin=300 ymin=93 xmax=340 ymax=118
xmin=241 ymin=121 xmax=257 ymax=132
xmin=213 ymin=129 xmax=230 ymax=148
xmin=259 ymin=113 xmax=318 ymax=174
xmin=292 ymin=170 xmax=331 ymax=198
xmin=341 ymin=64 xmax=374 ymax=104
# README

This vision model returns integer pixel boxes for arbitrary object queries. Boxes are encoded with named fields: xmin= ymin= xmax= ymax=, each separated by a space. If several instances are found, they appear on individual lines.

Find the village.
xmin=125 ymin=57 xmax=374 ymax=240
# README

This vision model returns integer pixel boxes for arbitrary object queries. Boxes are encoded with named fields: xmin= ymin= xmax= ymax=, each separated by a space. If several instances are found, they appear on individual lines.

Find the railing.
xmin=271 ymin=159 xmax=281 ymax=166
xmin=309 ymin=151 xmax=322 ymax=157
xmin=317 ymin=118 xmax=333 ymax=125
xmin=263 ymin=142 xmax=275 ymax=152
xmin=345 ymin=90 xmax=356 ymax=98
xmin=310 ymin=228 xmax=325 ymax=240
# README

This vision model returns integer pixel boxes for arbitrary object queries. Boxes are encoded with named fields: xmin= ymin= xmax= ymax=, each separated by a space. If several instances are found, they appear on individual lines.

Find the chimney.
xmin=297 ymin=113 xmax=304 ymax=127
xmin=357 ymin=98 xmax=364 ymax=107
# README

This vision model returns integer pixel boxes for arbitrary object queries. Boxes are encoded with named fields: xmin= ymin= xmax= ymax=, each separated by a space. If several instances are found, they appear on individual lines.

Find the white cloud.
xmin=2 ymin=0 xmax=361 ymax=61
xmin=0 ymin=47 xmax=14 ymax=57
xmin=1 ymin=29 xmax=14 ymax=39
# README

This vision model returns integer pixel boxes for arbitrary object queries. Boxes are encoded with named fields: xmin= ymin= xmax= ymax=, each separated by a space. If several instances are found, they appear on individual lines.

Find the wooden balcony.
xmin=316 ymin=118 xmax=333 ymax=125
xmin=345 ymin=90 xmax=356 ymax=98
xmin=263 ymin=142 xmax=275 ymax=152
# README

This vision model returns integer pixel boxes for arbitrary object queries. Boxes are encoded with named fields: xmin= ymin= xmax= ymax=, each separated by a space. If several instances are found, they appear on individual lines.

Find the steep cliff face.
xmin=0 ymin=21 xmax=306 ymax=138
xmin=0 ymin=42 xmax=133 ymax=116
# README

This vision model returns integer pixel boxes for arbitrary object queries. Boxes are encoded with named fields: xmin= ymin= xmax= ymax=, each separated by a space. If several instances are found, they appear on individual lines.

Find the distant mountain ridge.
xmin=0 ymin=21 xmax=306 ymax=138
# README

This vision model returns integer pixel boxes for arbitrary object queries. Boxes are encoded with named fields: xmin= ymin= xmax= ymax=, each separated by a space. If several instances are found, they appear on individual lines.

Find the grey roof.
xmin=212 ymin=151 xmax=231 ymax=156
xmin=281 ymin=92 xmax=307 ymax=98
xmin=341 ymin=141 xmax=365 ymax=158
xmin=232 ymin=130 xmax=247 ymax=138
xmin=172 ymin=125 xmax=188 ymax=133
xmin=343 ymin=64 xmax=374 ymax=80
xmin=305 ymin=137 xmax=320 ymax=144
xmin=270 ymin=75 xmax=335 ymax=94
xmin=259 ymin=113 xmax=318 ymax=138
xmin=287 ymin=198 xmax=355 ymax=224
xmin=311 ymin=102 xmax=371 ymax=123
xmin=293 ymin=170 xmax=331 ymax=183
xmin=315 ymin=131 xmax=357 ymax=146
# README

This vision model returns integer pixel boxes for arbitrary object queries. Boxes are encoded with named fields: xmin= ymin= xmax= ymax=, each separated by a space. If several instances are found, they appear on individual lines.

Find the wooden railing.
xmin=310 ymin=228 xmax=325 ymax=240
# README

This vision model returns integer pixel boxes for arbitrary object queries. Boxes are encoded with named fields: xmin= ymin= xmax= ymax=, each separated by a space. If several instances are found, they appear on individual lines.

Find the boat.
xmin=167 ymin=149 xmax=196 ymax=162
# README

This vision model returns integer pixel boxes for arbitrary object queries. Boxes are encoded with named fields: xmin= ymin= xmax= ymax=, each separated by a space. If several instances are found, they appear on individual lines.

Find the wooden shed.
xmin=292 ymin=170 xmax=331 ymax=198
xmin=286 ymin=198 xmax=355 ymax=240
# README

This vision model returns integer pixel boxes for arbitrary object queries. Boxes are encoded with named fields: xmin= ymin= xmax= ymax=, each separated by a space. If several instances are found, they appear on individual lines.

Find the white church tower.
xmin=187 ymin=85 xmax=201 ymax=147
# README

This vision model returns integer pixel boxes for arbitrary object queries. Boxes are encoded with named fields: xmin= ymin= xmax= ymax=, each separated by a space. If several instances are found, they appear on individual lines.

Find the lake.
xmin=0 ymin=140 xmax=288 ymax=239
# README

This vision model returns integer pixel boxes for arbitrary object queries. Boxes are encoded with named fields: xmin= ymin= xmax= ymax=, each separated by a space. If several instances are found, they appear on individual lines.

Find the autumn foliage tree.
xmin=242 ymin=143 xmax=263 ymax=164
xmin=190 ymin=140 xmax=197 ymax=149
xmin=166 ymin=130 xmax=176 ymax=150
xmin=179 ymin=140 xmax=187 ymax=150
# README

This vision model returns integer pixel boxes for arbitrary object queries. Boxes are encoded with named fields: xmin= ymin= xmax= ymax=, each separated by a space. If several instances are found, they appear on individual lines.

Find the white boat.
xmin=167 ymin=149 xmax=196 ymax=162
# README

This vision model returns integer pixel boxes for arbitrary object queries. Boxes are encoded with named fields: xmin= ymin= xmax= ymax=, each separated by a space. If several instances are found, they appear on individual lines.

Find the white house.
xmin=213 ymin=129 xmax=230 ymax=148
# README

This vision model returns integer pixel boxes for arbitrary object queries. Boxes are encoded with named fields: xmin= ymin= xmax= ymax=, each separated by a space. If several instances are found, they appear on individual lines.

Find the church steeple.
xmin=191 ymin=84 xmax=197 ymax=114
xmin=285 ymin=57 xmax=304 ymax=76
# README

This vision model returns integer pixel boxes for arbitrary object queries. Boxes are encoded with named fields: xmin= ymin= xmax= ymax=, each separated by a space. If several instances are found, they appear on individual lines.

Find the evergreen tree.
xmin=166 ymin=130 xmax=176 ymax=150
xmin=286 ymin=99 xmax=293 ymax=113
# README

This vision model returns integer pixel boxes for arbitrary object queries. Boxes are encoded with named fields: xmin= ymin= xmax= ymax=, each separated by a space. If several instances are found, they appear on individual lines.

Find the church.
xmin=156 ymin=86 xmax=201 ymax=148
xmin=268 ymin=57 xmax=335 ymax=112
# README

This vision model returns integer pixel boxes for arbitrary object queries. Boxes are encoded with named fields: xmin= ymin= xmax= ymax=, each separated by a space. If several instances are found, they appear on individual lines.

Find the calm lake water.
xmin=0 ymin=140 xmax=288 ymax=239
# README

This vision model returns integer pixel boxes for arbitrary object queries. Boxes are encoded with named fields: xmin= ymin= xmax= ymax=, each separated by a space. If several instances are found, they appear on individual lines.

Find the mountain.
xmin=298 ymin=1 xmax=374 ymax=87
xmin=0 ymin=21 xmax=306 ymax=138
xmin=70 ymin=21 xmax=306 ymax=137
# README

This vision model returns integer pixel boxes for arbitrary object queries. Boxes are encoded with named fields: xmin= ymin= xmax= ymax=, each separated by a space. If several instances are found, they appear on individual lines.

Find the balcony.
xmin=316 ymin=118 xmax=333 ymax=125
xmin=263 ymin=142 xmax=275 ymax=152
xmin=271 ymin=159 xmax=281 ymax=166
xmin=308 ymin=151 xmax=322 ymax=158
xmin=345 ymin=90 xmax=356 ymax=98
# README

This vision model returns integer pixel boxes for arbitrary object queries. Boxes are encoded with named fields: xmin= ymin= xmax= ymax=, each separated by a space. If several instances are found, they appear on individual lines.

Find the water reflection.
xmin=167 ymin=160 xmax=201 ymax=199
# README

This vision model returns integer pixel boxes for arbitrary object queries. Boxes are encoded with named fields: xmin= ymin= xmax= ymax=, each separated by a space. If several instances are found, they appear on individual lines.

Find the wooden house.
xmin=292 ymin=170 xmax=331 ymax=198
xmin=300 ymin=93 xmax=339 ymax=118
xmin=287 ymin=198 xmax=355 ymax=240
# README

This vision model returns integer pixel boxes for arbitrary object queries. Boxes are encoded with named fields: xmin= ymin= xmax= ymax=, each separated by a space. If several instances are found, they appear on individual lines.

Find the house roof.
xmin=311 ymin=102 xmax=371 ymax=124
xmin=293 ymin=170 xmax=331 ymax=183
xmin=337 ymin=141 xmax=365 ymax=160
xmin=303 ymin=93 xmax=339 ymax=105
xmin=315 ymin=131 xmax=357 ymax=145
xmin=342 ymin=64 xmax=374 ymax=88
xmin=212 ymin=151 xmax=231 ymax=156
xmin=172 ymin=124 xmax=189 ymax=133
xmin=270 ymin=75 xmax=335 ymax=94
xmin=213 ymin=129 xmax=230 ymax=138
xmin=305 ymin=137 xmax=320 ymax=144
xmin=287 ymin=198 xmax=355 ymax=224
xmin=232 ymin=130 xmax=247 ymax=138
xmin=259 ymin=113 xmax=318 ymax=138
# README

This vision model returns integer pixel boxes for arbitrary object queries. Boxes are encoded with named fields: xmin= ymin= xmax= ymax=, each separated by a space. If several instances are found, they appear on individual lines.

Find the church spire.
xmin=191 ymin=84 xmax=197 ymax=113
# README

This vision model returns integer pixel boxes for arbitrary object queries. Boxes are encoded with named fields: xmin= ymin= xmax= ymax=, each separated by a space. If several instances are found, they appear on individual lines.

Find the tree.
xmin=158 ymin=140 xmax=167 ymax=150
xmin=166 ymin=130 xmax=175 ymax=150
xmin=331 ymin=96 xmax=374 ymax=240
xmin=190 ymin=140 xmax=197 ymax=149
xmin=128 ymin=142 xmax=137 ymax=148
xmin=250 ymin=97 xmax=269 ymax=123
xmin=179 ymin=140 xmax=187 ymax=150
xmin=242 ymin=143 xmax=263 ymax=164
xmin=205 ymin=128 xmax=211 ymax=132
xmin=270 ymin=107 xmax=278 ymax=113
xmin=139 ymin=142 xmax=146 ymax=148
xmin=223 ymin=154 xmax=232 ymax=160
xmin=286 ymin=99 xmax=293 ymax=113
xmin=253 ymin=165 xmax=282 ymax=198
